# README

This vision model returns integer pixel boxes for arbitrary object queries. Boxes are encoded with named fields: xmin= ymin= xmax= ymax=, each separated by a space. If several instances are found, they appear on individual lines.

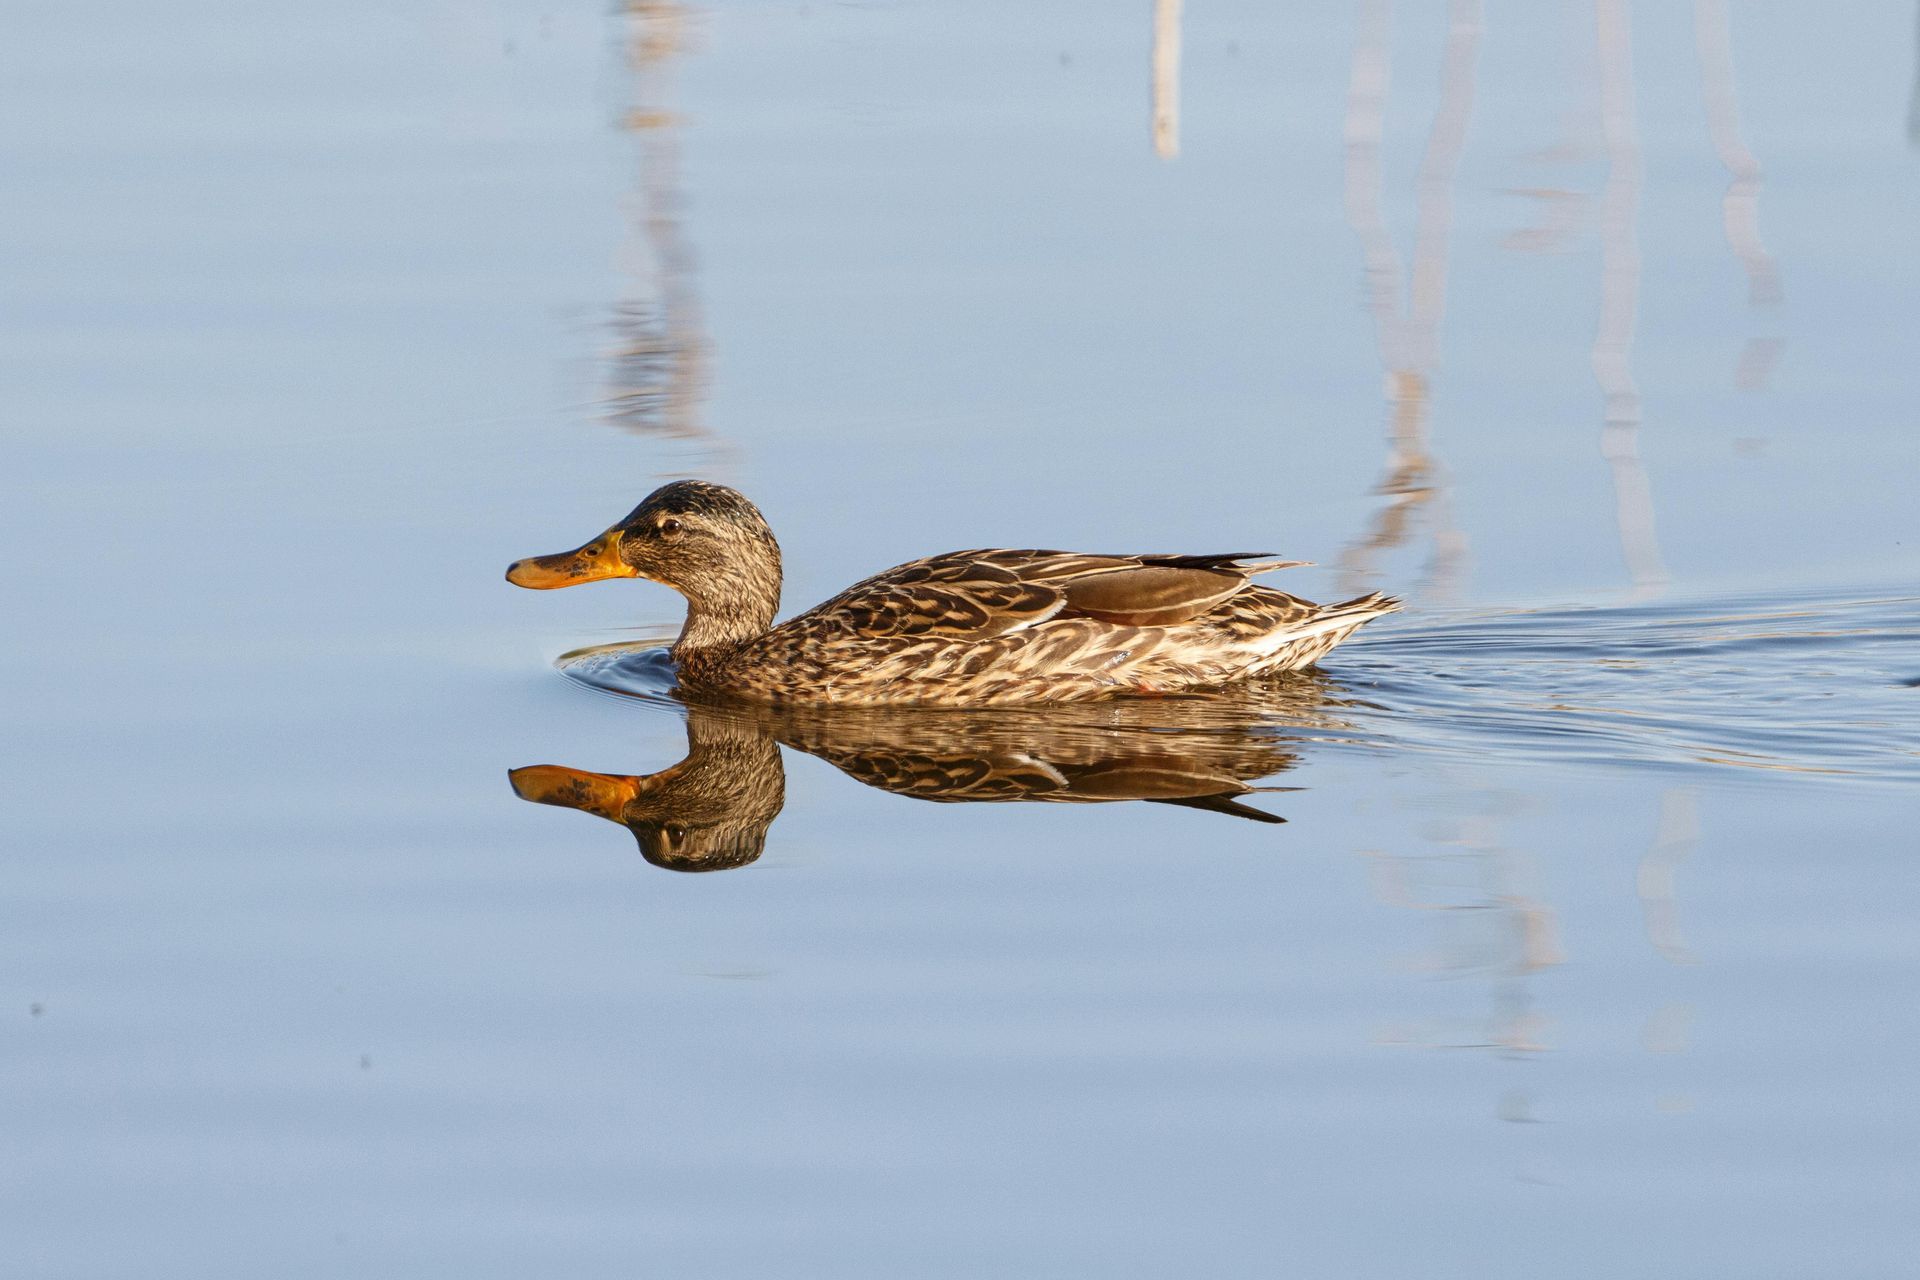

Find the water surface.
xmin=5 ymin=2 xmax=1919 ymax=1276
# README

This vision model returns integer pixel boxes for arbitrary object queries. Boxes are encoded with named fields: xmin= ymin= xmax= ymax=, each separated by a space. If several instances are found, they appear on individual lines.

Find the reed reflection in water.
xmin=510 ymin=664 xmax=1364 ymax=871
xmin=1695 ymin=0 xmax=1784 ymax=392
xmin=607 ymin=0 xmax=712 ymax=441
xmin=1593 ymin=0 xmax=1669 ymax=599
xmin=1337 ymin=0 xmax=1479 ymax=600
xmin=1909 ymin=0 xmax=1920 ymax=146
xmin=1367 ymin=799 xmax=1564 ymax=1056
xmin=1151 ymin=0 xmax=1181 ymax=159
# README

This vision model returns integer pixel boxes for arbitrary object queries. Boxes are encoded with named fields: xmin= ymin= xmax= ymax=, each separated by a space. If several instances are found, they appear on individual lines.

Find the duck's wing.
xmin=973 ymin=549 xmax=1309 ymax=627
xmin=807 ymin=548 xmax=1311 ymax=641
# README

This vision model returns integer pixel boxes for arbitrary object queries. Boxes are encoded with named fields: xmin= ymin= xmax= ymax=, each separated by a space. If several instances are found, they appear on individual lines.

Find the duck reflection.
xmin=510 ymin=675 xmax=1358 ymax=872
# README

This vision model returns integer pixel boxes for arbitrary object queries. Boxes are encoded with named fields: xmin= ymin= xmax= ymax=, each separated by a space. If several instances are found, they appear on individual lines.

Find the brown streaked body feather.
xmin=508 ymin=481 xmax=1400 ymax=707
xmin=682 ymin=546 xmax=1399 ymax=707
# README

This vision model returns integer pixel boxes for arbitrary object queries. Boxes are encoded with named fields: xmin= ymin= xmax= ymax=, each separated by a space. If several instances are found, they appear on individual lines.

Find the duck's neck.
xmin=665 ymin=525 xmax=783 ymax=683
xmin=670 ymin=585 xmax=779 ymax=677
xmin=674 ymin=605 xmax=763 ymax=655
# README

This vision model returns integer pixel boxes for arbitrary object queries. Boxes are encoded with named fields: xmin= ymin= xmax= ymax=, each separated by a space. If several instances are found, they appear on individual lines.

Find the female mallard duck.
xmin=506 ymin=480 xmax=1398 ymax=706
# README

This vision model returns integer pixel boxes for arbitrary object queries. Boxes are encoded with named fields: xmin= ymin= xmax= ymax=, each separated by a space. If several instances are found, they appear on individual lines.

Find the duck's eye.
xmin=658 ymin=518 xmax=682 ymax=536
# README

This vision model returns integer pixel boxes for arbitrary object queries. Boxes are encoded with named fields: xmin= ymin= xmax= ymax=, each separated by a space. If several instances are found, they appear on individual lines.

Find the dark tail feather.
xmin=1327 ymin=590 xmax=1402 ymax=620
xmin=1148 ymin=793 xmax=1289 ymax=824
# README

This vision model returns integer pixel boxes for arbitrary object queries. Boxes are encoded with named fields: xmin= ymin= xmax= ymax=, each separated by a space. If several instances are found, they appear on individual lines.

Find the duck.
xmin=505 ymin=480 xmax=1398 ymax=706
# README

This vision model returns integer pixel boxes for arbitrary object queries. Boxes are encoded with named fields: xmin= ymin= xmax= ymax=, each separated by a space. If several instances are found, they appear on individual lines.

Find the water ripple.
xmin=1338 ymin=586 xmax=1920 ymax=782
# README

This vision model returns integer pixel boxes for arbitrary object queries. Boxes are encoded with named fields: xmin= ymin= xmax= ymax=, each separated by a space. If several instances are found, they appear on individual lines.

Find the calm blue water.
xmin=5 ymin=2 xmax=1918 ymax=1276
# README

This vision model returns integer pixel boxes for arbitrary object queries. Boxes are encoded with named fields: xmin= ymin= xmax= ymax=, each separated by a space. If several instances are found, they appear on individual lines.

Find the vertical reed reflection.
xmin=1338 ymin=0 xmax=1480 ymax=599
xmin=1909 ymin=1 xmax=1920 ymax=147
xmin=1366 ymin=798 xmax=1565 ymax=1149
xmin=1695 ymin=0 xmax=1785 ymax=391
xmin=1151 ymin=0 xmax=1182 ymax=159
xmin=1366 ymin=804 xmax=1564 ymax=1058
xmin=1638 ymin=787 xmax=1700 ymax=1113
xmin=1594 ymin=0 xmax=1669 ymax=598
xmin=1637 ymin=788 xmax=1700 ymax=967
xmin=608 ymin=1 xmax=712 ymax=440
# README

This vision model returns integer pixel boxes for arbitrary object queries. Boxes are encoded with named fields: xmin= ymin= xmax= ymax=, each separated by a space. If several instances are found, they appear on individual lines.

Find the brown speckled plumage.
xmin=508 ymin=480 xmax=1399 ymax=707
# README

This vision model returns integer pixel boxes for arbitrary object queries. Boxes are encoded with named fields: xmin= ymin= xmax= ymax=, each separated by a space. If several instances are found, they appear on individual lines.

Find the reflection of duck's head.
xmin=508 ymin=712 xmax=785 ymax=872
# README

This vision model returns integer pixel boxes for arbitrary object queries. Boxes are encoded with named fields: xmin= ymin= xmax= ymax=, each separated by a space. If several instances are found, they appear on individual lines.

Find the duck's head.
xmin=506 ymin=480 xmax=783 ymax=641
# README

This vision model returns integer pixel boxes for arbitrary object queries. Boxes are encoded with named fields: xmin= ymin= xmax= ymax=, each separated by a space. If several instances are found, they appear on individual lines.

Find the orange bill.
xmin=505 ymin=529 xmax=635 ymax=589
xmin=507 ymin=765 xmax=643 ymax=822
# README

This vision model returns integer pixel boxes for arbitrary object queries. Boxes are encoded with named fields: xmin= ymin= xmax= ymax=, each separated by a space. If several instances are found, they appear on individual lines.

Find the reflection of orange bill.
xmin=505 ymin=530 xmax=636 ymax=589
xmin=508 ymin=765 xmax=642 ymax=822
